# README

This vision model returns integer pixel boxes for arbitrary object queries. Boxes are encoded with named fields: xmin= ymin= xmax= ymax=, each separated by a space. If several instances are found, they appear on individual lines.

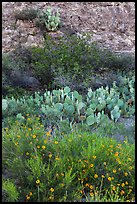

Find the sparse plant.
xmin=35 ymin=7 xmax=61 ymax=31
xmin=14 ymin=8 xmax=38 ymax=21
xmin=2 ymin=179 xmax=19 ymax=202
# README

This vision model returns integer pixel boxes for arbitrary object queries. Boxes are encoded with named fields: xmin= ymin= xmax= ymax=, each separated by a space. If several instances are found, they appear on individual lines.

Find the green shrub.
xmin=30 ymin=33 xmax=134 ymax=90
xmin=30 ymin=46 xmax=54 ymax=86
xmin=14 ymin=8 xmax=38 ymax=21
xmin=2 ymin=179 xmax=19 ymax=202
xmin=2 ymin=116 xmax=135 ymax=202
xmin=2 ymin=34 xmax=135 ymax=93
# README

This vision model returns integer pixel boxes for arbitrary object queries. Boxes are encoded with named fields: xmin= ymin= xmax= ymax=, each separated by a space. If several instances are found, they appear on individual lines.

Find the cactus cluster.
xmin=2 ymin=75 xmax=135 ymax=128
xmin=36 ymin=7 xmax=60 ymax=31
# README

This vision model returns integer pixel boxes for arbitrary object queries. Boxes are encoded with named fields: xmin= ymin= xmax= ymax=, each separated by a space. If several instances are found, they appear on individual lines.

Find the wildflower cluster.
xmin=2 ymin=115 xmax=135 ymax=202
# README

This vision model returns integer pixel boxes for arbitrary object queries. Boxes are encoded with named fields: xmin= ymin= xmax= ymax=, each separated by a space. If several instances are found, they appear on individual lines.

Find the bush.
xmin=2 ymin=116 xmax=135 ymax=202
xmin=2 ymin=34 xmax=135 ymax=94
xmin=2 ymin=179 xmax=19 ymax=202
xmin=14 ymin=8 xmax=38 ymax=21
xmin=30 ymin=33 xmax=135 ymax=90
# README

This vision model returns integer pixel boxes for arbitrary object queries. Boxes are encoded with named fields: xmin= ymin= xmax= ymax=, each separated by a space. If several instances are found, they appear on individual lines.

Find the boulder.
xmin=10 ymin=70 xmax=40 ymax=89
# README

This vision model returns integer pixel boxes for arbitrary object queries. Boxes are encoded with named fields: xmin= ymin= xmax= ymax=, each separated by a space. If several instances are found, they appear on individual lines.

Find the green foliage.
xmin=2 ymin=53 xmax=26 ymax=74
xmin=35 ymin=7 xmax=60 ymax=31
xmin=30 ymin=45 xmax=54 ymax=86
xmin=2 ymin=179 xmax=19 ymax=202
xmin=2 ymin=85 xmax=28 ymax=99
xmin=2 ymin=34 xmax=134 ymax=95
xmin=14 ymin=8 xmax=38 ymax=21
xmin=2 ymin=118 xmax=135 ymax=202
xmin=29 ymin=34 xmax=134 ymax=91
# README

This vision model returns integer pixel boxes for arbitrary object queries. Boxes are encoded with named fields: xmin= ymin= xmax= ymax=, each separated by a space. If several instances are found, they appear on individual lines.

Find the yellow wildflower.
xmin=94 ymin=174 xmax=98 ymax=178
xmin=26 ymin=152 xmax=29 ymax=156
xmin=17 ymin=135 xmax=21 ymax=138
xmin=89 ymin=185 xmax=93 ymax=189
xmin=89 ymin=164 xmax=94 ymax=168
xmin=55 ymin=157 xmax=60 ymax=161
xmin=78 ymin=159 xmax=81 ymax=162
xmin=90 ymin=192 xmax=94 ymax=196
xmin=54 ymin=141 xmax=58 ymax=144
xmin=48 ymin=153 xmax=52 ymax=158
xmin=118 ymin=143 xmax=122 ymax=147
xmin=108 ymin=177 xmax=112 ymax=181
xmin=125 ymin=181 xmax=128 ymax=185
xmin=50 ymin=188 xmax=54 ymax=193
xmin=121 ymin=183 xmax=125 ymax=187
xmin=114 ymin=152 xmax=119 ymax=156
xmin=46 ymin=130 xmax=52 ymax=136
xmin=26 ymin=195 xmax=30 ymax=200
xmin=42 ymin=145 xmax=46 ymax=150
xmin=29 ymin=192 xmax=33 ymax=196
xmin=84 ymin=160 xmax=88 ymax=163
xmin=124 ymin=172 xmax=128 ymax=176
xmin=37 ymin=145 xmax=40 ymax=149
xmin=28 ymin=128 xmax=32 ymax=131
xmin=32 ymin=135 xmax=36 ymax=139
xmin=101 ymin=175 xmax=105 ymax=178
xmin=85 ymin=183 xmax=90 ymax=187
xmin=113 ymin=169 xmax=116 ymax=173
xmin=15 ymin=142 xmax=18 ymax=146
xmin=124 ymin=140 xmax=127 ymax=144
xmin=112 ymin=186 xmax=116 ymax=191
xmin=92 ymin=156 xmax=96 ymax=159
xmin=118 ymin=168 xmax=121 ymax=171
xmin=36 ymin=180 xmax=40 ymax=184
xmin=118 ymin=160 xmax=121 ymax=164
xmin=44 ymin=139 xmax=47 ymax=144
xmin=129 ymin=166 xmax=133 ymax=170
xmin=120 ymin=190 xmax=125 ymax=195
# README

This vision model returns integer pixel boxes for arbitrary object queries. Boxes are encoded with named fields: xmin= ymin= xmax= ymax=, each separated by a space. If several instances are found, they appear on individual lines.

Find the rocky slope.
xmin=2 ymin=2 xmax=135 ymax=55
